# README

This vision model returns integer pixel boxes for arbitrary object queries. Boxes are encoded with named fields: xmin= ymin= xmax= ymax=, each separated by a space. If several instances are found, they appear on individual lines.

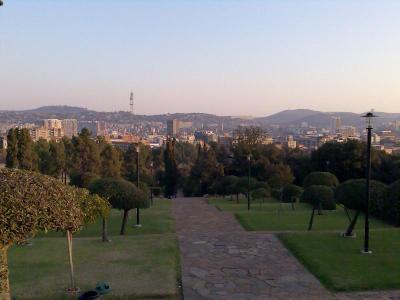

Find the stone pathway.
xmin=172 ymin=197 xmax=333 ymax=299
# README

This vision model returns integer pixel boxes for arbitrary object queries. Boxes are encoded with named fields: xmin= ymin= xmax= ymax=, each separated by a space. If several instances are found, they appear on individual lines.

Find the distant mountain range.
xmin=1 ymin=106 xmax=399 ymax=129
xmin=255 ymin=109 xmax=400 ymax=128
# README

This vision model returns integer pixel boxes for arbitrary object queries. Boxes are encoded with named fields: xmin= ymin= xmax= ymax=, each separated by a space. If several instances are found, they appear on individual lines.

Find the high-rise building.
xmin=330 ymin=116 xmax=342 ymax=134
xmin=78 ymin=121 xmax=107 ymax=137
xmin=62 ymin=119 xmax=78 ymax=138
xmin=43 ymin=119 xmax=62 ymax=129
xmin=167 ymin=119 xmax=180 ymax=137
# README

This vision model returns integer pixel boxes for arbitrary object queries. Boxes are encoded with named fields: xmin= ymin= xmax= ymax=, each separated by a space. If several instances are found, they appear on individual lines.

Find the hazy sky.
xmin=1 ymin=0 xmax=400 ymax=116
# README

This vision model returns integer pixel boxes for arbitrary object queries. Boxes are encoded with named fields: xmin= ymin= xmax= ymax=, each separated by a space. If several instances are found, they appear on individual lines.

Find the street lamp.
xmin=247 ymin=154 xmax=252 ymax=211
xmin=361 ymin=111 xmax=377 ymax=254
xmin=135 ymin=145 xmax=141 ymax=228
xmin=150 ymin=161 xmax=154 ymax=206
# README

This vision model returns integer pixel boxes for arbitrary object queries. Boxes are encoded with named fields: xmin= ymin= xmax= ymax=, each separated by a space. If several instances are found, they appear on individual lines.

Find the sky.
xmin=1 ymin=0 xmax=400 ymax=116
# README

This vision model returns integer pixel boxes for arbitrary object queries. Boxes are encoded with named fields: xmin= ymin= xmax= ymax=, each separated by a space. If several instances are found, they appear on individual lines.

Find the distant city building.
xmin=30 ymin=127 xmax=49 ymax=141
xmin=0 ymin=136 xmax=7 ymax=149
xmin=338 ymin=126 xmax=358 ymax=138
xmin=330 ymin=116 xmax=342 ymax=134
xmin=167 ymin=119 xmax=180 ymax=137
xmin=43 ymin=119 xmax=62 ymax=129
xmin=286 ymin=135 xmax=297 ymax=149
xmin=78 ymin=121 xmax=107 ymax=137
xmin=62 ymin=119 xmax=78 ymax=138
xmin=371 ymin=133 xmax=381 ymax=144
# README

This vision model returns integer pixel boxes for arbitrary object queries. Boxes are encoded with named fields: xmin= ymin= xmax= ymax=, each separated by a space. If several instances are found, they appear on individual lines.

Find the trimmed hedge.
xmin=335 ymin=179 xmax=388 ymax=220
xmin=282 ymin=184 xmax=303 ymax=203
xmin=251 ymin=187 xmax=271 ymax=200
xmin=387 ymin=180 xmax=400 ymax=225
xmin=301 ymin=185 xmax=336 ymax=210
xmin=303 ymin=172 xmax=339 ymax=188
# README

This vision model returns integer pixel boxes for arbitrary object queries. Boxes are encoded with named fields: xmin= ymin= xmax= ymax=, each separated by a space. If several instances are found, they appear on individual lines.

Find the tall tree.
xmin=16 ymin=128 xmax=35 ymax=171
xmin=5 ymin=129 xmax=18 ymax=168
xmin=164 ymin=138 xmax=179 ymax=197
xmin=100 ymin=144 xmax=122 ymax=178
xmin=69 ymin=129 xmax=101 ymax=174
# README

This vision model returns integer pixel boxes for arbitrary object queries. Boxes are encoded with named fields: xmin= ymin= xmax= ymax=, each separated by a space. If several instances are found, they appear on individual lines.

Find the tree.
xmin=100 ymin=144 xmax=122 ymax=178
xmin=310 ymin=140 xmax=379 ymax=181
xmin=251 ymin=188 xmax=270 ymax=201
xmin=16 ymin=128 xmax=36 ymax=170
xmin=387 ymin=180 xmax=400 ymax=225
xmin=302 ymin=185 xmax=335 ymax=211
xmin=336 ymin=179 xmax=387 ymax=236
xmin=282 ymin=184 xmax=303 ymax=203
xmin=89 ymin=178 xmax=148 ymax=235
xmin=301 ymin=185 xmax=335 ymax=230
xmin=5 ymin=128 xmax=18 ymax=168
xmin=164 ymin=139 xmax=179 ymax=197
xmin=68 ymin=129 xmax=101 ymax=174
xmin=0 ymin=168 xmax=109 ymax=300
xmin=303 ymin=172 xmax=339 ymax=188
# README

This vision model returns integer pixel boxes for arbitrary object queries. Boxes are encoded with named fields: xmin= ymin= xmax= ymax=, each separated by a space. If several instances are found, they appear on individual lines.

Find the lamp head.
xmin=361 ymin=111 xmax=378 ymax=129
xmin=135 ymin=145 xmax=140 ymax=153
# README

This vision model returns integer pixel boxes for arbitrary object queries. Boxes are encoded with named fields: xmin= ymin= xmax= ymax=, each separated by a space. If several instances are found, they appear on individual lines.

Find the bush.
xmin=271 ymin=188 xmax=282 ymax=200
xmin=384 ymin=180 xmax=400 ymax=225
xmin=335 ymin=179 xmax=388 ymax=219
xmin=301 ymin=185 xmax=336 ymax=210
xmin=303 ymin=172 xmax=339 ymax=188
xmin=282 ymin=184 xmax=304 ymax=203
xmin=69 ymin=172 xmax=99 ymax=188
xmin=251 ymin=187 xmax=271 ymax=200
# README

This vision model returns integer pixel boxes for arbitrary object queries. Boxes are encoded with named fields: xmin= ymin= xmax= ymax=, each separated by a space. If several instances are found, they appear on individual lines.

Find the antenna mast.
xmin=130 ymin=91 xmax=134 ymax=114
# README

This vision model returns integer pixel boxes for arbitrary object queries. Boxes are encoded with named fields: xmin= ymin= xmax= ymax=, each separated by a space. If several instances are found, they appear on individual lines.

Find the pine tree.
xmin=100 ymin=144 xmax=122 ymax=178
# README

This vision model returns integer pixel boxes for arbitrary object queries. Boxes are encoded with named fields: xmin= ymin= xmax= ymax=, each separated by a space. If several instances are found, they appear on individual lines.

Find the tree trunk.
xmin=236 ymin=193 xmax=239 ymax=204
xmin=308 ymin=208 xmax=316 ymax=231
xmin=317 ymin=202 xmax=323 ymax=215
xmin=66 ymin=230 xmax=76 ymax=291
xmin=120 ymin=209 xmax=129 ymax=235
xmin=344 ymin=209 xmax=361 ymax=237
xmin=102 ymin=217 xmax=110 ymax=242
xmin=0 ymin=247 xmax=10 ymax=300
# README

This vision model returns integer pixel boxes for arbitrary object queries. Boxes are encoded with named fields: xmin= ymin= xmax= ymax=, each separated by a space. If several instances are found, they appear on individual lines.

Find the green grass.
xmin=39 ymin=199 xmax=175 ymax=238
xmin=280 ymin=230 xmax=400 ymax=291
xmin=209 ymin=197 xmax=390 ymax=232
xmin=8 ymin=199 xmax=181 ymax=300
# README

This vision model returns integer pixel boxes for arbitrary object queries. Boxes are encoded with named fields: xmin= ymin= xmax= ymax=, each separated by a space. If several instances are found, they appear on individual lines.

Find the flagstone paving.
xmin=172 ymin=197 xmax=333 ymax=299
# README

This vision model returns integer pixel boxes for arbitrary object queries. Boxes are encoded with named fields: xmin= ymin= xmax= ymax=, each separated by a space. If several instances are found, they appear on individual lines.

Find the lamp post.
xmin=361 ymin=112 xmax=377 ymax=254
xmin=247 ymin=154 xmax=252 ymax=211
xmin=135 ymin=144 xmax=141 ymax=227
xmin=150 ymin=161 xmax=154 ymax=206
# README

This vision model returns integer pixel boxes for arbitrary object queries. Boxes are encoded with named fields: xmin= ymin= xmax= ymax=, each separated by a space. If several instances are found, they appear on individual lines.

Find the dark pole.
xmin=247 ymin=155 xmax=251 ymax=211
xmin=364 ymin=126 xmax=372 ymax=253
xmin=150 ymin=162 xmax=154 ymax=206
xmin=135 ymin=145 xmax=141 ymax=227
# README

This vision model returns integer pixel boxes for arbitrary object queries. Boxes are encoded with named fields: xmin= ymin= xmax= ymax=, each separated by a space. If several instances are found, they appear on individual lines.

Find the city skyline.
xmin=1 ymin=1 xmax=400 ymax=116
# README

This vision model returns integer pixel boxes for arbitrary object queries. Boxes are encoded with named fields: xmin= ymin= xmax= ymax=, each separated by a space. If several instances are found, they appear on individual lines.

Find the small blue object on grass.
xmin=95 ymin=282 xmax=111 ymax=295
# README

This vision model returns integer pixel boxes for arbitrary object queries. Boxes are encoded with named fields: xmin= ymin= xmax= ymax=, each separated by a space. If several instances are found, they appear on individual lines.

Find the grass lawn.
xmin=208 ymin=197 xmax=390 ymax=232
xmin=8 ymin=199 xmax=181 ymax=300
xmin=280 ymin=229 xmax=400 ymax=291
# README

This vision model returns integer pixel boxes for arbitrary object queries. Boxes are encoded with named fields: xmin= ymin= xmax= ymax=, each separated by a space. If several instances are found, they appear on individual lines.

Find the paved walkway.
xmin=172 ymin=197 xmax=333 ymax=299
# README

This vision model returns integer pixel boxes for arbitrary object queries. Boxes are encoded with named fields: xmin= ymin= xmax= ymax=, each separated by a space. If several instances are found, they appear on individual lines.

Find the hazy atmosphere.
xmin=1 ymin=0 xmax=400 ymax=115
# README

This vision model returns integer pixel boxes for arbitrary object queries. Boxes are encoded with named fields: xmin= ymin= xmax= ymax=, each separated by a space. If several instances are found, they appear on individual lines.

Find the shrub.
xmin=282 ymin=184 xmax=304 ymax=203
xmin=303 ymin=172 xmax=339 ymax=188
xmin=335 ymin=179 xmax=388 ymax=218
xmin=69 ymin=172 xmax=99 ymax=188
xmin=251 ymin=187 xmax=271 ymax=200
xmin=384 ymin=180 xmax=400 ymax=225
xmin=271 ymin=188 xmax=282 ymax=200
xmin=301 ymin=185 xmax=336 ymax=210
xmin=89 ymin=178 xmax=148 ymax=235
